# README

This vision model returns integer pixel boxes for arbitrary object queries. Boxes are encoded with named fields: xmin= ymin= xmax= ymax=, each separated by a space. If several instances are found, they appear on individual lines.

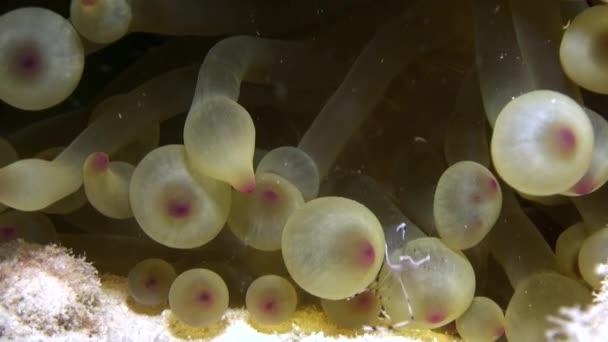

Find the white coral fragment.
xmin=0 ymin=240 xmax=101 ymax=339
xmin=546 ymin=263 xmax=608 ymax=341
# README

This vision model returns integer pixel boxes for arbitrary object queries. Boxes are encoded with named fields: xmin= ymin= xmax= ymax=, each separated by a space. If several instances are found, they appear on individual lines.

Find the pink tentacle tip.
xmin=239 ymin=180 xmax=256 ymax=194
xmin=197 ymin=290 xmax=213 ymax=305
xmin=91 ymin=152 xmax=110 ymax=171
xmin=495 ymin=326 xmax=505 ymax=338
xmin=144 ymin=276 xmax=158 ymax=290
xmin=357 ymin=240 xmax=376 ymax=268
xmin=81 ymin=0 xmax=98 ymax=6
xmin=261 ymin=299 xmax=278 ymax=314
xmin=488 ymin=177 xmax=498 ymax=192
xmin=13 ymin=46 xmax=42 ymax=79
xmin=557 ymin=127 xmax=577 ymax=152
xmin=425 ymin=311 xmax=446 ymax=324
xmin=354 ymin=292 xmax=374 ymax=311
xmin=573 ymin=177 xmax=595 ymax=195
xmin=262 ymin=189 xmax=279 ymax=203
xmin=167 ymin=200 xmax=191 ymax=218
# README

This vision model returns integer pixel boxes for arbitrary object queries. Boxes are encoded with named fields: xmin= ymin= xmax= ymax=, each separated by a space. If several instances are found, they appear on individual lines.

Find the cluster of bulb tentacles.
xmin=2 ymin=0 xmax=608 ymax=341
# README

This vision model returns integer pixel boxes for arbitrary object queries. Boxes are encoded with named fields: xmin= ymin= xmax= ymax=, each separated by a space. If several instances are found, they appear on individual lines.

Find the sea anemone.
xmin=0 ymin=0 xmax=605 ymax=340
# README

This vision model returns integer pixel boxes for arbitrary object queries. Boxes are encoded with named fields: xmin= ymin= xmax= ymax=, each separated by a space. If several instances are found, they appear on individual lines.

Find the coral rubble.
xmin=0 ymin=240 xmax=101 ymax=339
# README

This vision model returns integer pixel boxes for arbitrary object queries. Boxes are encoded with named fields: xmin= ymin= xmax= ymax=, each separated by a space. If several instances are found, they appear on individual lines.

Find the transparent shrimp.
xmin=363 ymin=223 xmax=431 ymax=332
xmin=323 ymin=172 xmax=432 ymax=330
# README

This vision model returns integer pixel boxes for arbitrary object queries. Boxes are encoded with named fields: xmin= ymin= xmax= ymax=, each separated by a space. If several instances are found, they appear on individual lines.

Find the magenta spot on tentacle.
xmin=426 ymin=311 xmax=446 ymax=324
xmin=167 ymin=200 xmax=191 ymax=218
xmin=12 ymin=45 xmax=42 ymax=80
xmin=262 ymin=189 xmax=279 ymax=203
xmin=495 ymin=326 xmax=505 ymax=338
xmin=240 ymin=180 xmax=256 ymax=194
xmin=557 ymin=127 xmax=577 ymax=152
xmin=357 ymin=240 xmax=376 ymax=268
xmin=261 ymin=299 xmax=277 ymax=314
xmin=354 ymin=292 xmax=373 ymax=311
xmin=81 ymin=0 xmax=97 ymax=6
xmin=144 ymin=276 xmax=158 ymax=290
xmin=197 ymin=290 xmax=212 ymax=305
xmin=0 ymin=226 xmax=16 ymax=241
xmin=488 ymin=177 xmax=498 ymax=192
xmin=91 ymin=152 xmax=109 ymax=171
xmin=573 ymin=177 xmax=595 ymax=195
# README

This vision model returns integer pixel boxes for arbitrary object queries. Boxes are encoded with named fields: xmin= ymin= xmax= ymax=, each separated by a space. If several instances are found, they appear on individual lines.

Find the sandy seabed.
xmin=14 ymin=274 xmax=459 ymax=342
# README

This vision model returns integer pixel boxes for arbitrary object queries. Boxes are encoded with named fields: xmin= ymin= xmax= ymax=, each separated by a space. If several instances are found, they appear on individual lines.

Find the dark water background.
xmin=0 ymin=0 xmax=468 ymax=182
xmin=2 ymin=0 xmax=605 ymax=253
